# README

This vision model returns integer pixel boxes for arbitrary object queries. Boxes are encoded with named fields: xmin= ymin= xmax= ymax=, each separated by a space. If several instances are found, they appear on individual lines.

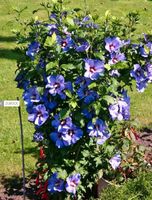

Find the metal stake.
xmin=17 ymin=97 xmax=26 ymax=200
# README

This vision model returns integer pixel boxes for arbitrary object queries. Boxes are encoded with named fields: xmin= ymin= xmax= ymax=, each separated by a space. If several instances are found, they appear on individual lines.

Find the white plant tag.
xmin=3 ymin=100 xmax=20 ymax=107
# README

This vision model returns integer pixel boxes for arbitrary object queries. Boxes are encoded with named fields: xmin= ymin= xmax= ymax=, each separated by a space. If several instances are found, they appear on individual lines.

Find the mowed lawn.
xmin=0 ymin=0 xmax=152 ymax=178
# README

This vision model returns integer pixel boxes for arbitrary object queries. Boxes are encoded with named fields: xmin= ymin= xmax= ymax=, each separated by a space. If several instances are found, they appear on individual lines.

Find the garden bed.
xmin=0 ymin=130 xmax=151 ymax=200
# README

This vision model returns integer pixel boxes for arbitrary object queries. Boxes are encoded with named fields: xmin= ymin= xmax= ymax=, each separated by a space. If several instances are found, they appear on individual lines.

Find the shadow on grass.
xmin=0 ymin=174 xmax=39 ymax=200
xmin=0 ymin=48 xmax=21 ymax=60
xmin=141 ymin=123 xmax=152 ymax=133
xmin=0 ymin=36 xmax=16 ymax=43
xmin=14 ymin=146 xmax=38 ymax=158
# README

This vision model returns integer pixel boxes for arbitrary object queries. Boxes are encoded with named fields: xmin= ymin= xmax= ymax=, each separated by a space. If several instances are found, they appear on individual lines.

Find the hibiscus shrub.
xmin=15 ymin=0 xmax=152 ymax=199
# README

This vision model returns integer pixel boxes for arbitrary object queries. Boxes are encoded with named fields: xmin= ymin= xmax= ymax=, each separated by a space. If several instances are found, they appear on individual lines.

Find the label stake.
xmin=17 ymin=97 xmax=26 ymax=200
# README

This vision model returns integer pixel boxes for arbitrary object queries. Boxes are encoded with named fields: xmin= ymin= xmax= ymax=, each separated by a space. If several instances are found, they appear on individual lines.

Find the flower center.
xmin=37 ymin=111 xmax=42 ymax=117
xmin=60 ymin=119 xmax=66 ymax=125
xmin=31 ymin=93 xmax=37 ymax=100
xmin=62 ymin=41 xmax=67 ymax=47
xmin=89 ymin=66 xmax=96 ymax=73
xmin=70 ymin=181 xmax=77 ymax=187
xmin=54 ymin=82 xmax=60 ymax=89
xmin=136 ymin=69 xmax=142 ymax=77
xmin=109 ymin=43 xmax=115 ymax=50
xmin=55 ymin=180 xmax=62 ymax=187
xmin=95 ymin=124 xmax=100 ymax=130
xmin=68 ymin=129 xmax=74 ymax=136
xmin=112 ymin=57 xmax=118 ymax=63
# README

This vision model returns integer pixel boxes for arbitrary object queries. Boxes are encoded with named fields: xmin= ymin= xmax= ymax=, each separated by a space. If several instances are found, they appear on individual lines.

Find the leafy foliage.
xmin=15 ymin=0 xmax=152 ymax=199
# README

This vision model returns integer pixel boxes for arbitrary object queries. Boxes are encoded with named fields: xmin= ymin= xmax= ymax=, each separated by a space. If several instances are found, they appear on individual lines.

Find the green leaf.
xmin=103 ymin=95 xmax=115 ymax=104
xmin=94 ymin=157 xmax=102 ymax=167
xmin=46 ymin=62 xmax=55 ymax=72
xmin=105 ymin=145 xmax=115 ymax=154
xmin=66 ymin=17 xmax=75 ymax=26
xmin=94 ymin=52 xmax=104 ymax=60
xmin=105 ymin=10 xmax=111 ymax=18
xmin=43 ymin=171 xmax=49 ymax=181
xmin=80 ymin=118 xmax=85 ymax=127
xmin=144 ymin=45 xmax=150 ymax=54
xmin=70 ymin=100 xmax=77 ymax=108
xmin=93 ymin=102 xmax=102 ymax=115
xmin=97 ymin=169 xmax=103 ymax=179
xmin=44 ymin=33 xmax=56 ymax=47
xmin=82 ymin=150 xmax=90 ymax=158
xmin=60 ymin=108 xmax=70 ymax=119
xmin=37 ymin=87 xmax=44 ymax=95
xmin=122 ymin=139 xmax=130 ymax=151
xmin=65 ymin=90 xmax=73 ymax=98
xmin=61 ymin=63 xmax=76 ymax=71
xmin=58 ymin=169 xmax=67 ymax=179
xmin=105 ymin=64 xmax=111 ymax=71
xmin=87 ymin=182 xmax=94 ymax=189
xmin=88 ymin=82 xmax=97 ymax=89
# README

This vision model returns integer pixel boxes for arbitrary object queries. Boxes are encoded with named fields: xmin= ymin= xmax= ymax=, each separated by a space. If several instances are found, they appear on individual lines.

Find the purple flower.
xmin=75 ymin=16 xmax=99 ymax=29
xmin=42 ymin=91 xmax=57 ymax=110
xmin=62 ymin=26 xmax=71 ymax=36
xmin=82 ymin=108 xmax=94 ymax=119
xmin=77 ymin=87 xmax=98 ymax=104
xmin=140 ymin=47 xmax=148 ymax=58
xmin=146 ymin=63 xmax=152 ymax=82
xmin=46 ymin=24 xmax=58 ymax=36
xmin=109 ymin=52 xmax=125 ymax=65
xmin=28 ymin=104 xmax=49 ymax=126
xmin=46 ymin=75 xmax=65 ymax=97
xmin=15 ymin=71 xmax=30 ymax=90
xmin=46 ymin=75 xmax=73 ymax=99
xmin=65 ymin=174 xmax=81 ymax=194
xmin=84 ymin=59 xmax=104 ymax=80
xmin=109 ymin=154 xmax=121 ymax=170
xmin=57 ymin=36 xmax=74 ymax=52
xmin=75 ymin=39 xmax=90 ymax=52
xmin=61 ymin=11 xmax=68 ymax=18
xmin=65 ymin=81 xmax=73 ymax=92
xmin=33 ymin=132 xmax=44 ymax=142
xmin=26 ymin=41 xmax=40 ymax=60
xmin=86 ymin=22 xmax=99 ymax=29
xmin=50 ymin=131 xmax=69 ymax=148
xmin=50 ymin=125 xmax=83 ymax=148
xmin=87 ymin=119 xmax=111 ymax=144
xmin=87 ymin=119 xmax=106 ymax=137
xmin=105 ymin=37 xmax=122 ymax=52
xmin=37 ymin=58 xmax=46 ymax=68
xmin=82 ymin=16 xmax=90 ymax=22
xmin=61 ymin=125 xmax=83 ymax=145
xmin=140 ymin=42 xmax=152 ymax=58
xmin=51 ymin=115 xmax=73 ymax=132
xmin=109 ymin=91 xmax=130 ymax=121
xmin=136 ymin=79 xmax=148 ymax=92
xmin=48 ymin=173 xmax=64 ymax=193
xmin=23 ymin=86 xmax=41 ymax=106
xmin=75 ymin=76 xmax=92 ymax=87
xmin=130 ymin=64 xmax=148 ymax=92
xmin=122 ymin=39 xmax=130 ymax=46
xmin=130 ymin=64 xmax=145 ymax=82
xmin=109 ymin=69 xmax=120 ymax=77
xmin=50 ymin=13 xmax=57 ymax=20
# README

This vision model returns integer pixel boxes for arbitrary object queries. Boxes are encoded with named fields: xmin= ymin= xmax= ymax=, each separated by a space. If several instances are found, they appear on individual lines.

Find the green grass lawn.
xmin=0 ymin=0 xmax=152 ymax=180
xmin=100 ymin=171 xmax=152 ymax=200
